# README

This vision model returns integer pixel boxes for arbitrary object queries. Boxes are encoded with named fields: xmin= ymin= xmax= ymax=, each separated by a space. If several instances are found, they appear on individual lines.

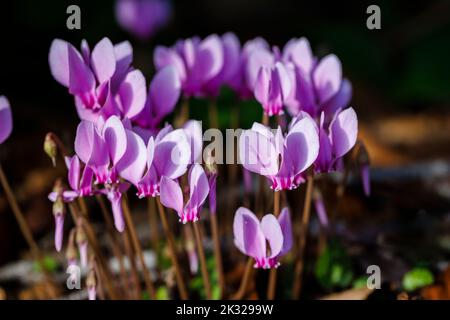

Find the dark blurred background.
xmin=0 ymin=0 xmax=449 ymax=265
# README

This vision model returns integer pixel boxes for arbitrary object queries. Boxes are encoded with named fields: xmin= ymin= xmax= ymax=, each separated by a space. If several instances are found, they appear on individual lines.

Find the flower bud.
xmin=44 ymin=133 xmax=58 ymax=167
xmin=204 ymin=151 xmax=218 ymax=176
xmin=66 ymin=229 xmax=78 ymax=266
xmin=86 ymin=269 xmax=97 ymax=300
xmin=76 ymin=225 xmax=88 ymax=268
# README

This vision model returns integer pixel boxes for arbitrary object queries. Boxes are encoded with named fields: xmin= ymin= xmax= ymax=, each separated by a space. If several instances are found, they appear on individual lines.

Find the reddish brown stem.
xmin=156 ymin=197 xmax=188 ymax=299
xmin=267 ymin=191 xmax=281 ymax=300
xmin=292 ymin=174 xmax=314 ymax=299
xmin=121 ymin=198 xmax=156 ymax=299
xmin=193 ymin=221 xmax=212 ymax=299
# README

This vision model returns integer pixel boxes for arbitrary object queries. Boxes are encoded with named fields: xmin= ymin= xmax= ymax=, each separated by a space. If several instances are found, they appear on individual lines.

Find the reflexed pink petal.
xmin=148 ymin=66 xmax=181 ymax=122
xmin=330 ymin=107 xmax=358 ymax=158
xmin=48 ymin=39 xmax=70 ymax=87
xmin=239 ymin=129 xmax=279 ymax=176
xmin=91 ymin=37 xmax=116 ymax=84
xmin=103 ymin=116 xmax=127 ymax=165
xmin=322 ymin=79 xmax=352 ymax=116
xmin=194 ymin=34 xmax=224 ymax=82
xmin=284 ymin=115 xmax=319 ymax=174
xmin=282 ymin=37 xmax=315 ymax=74
xmin=75 ymin=121 xmax=95 ymax=164
xmin=114 ymin=41 xmax=133 ymax=77
xmin=254 ymin=66 xmax=270 ymax=107
xmin=118 ymin=69 xmax=147 ymax=119
xmin=68 ymin=155 xmax=81 ymax=191
xmin=278 ymin=207 xmax=293 ymax=255
xmin=68 ymin=44 xmax=95 ymax=95
xmin=261 ymin=214 xmax=283 ymax=258
xmin=160 ymin=176 xmax=184 ymax=216
xmin=116 ymin=130 xmax=147 ymax=186
xmin=0 ymin=96 xmax=13 ymax=144
xmin=315 ymin=114 xmax=334 ymax=172
xmin=153 ymin=129 xmax=191 ymax=179
xmin=183 ymin=120 xmax=203 ymax=163
xmin=186 ymin=164 xmax=209 ymax=213
xmin=221 ymin=32 xmax=241 ymax=84
xmin=80 ymin=39 xmax=90 ymax=64
xmin=313 ymin=54 xmax=342 ymax=104
xmin=233 ymin=207 xmax=265 ymax=261
xmin=246 ymin=49 xmax=274 ymax=90
xmin=154 ymin=46 xmax=186 ymax=83
xmin=274 ymin=62 xmax=291 ymax=101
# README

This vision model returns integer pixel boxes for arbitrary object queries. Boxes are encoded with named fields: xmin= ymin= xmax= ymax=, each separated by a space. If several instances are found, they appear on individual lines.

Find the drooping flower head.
xmin=233 ymin=207 xmax=292 ymax=269
xmin=160 ymin=164 xmax=209 ymax=224
xmin=0 ymin=96 xmax=12 ymax=145
xmin=239 ymin=113 xmax=319 ymax=191
xmin=115 ymin=0 xmax=172 ymax=40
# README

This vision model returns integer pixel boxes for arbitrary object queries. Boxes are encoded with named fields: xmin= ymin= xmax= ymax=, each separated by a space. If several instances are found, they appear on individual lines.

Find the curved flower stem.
xmin=210 ymin=213 xmax=225 ymax=298
xmin=122 ymin=228 xmax=142 ymax=299
xmin=95 ymin=195 xmax=132 ymax=299
xmin=209 ymin=99 xmax=219 ymax=129
xmin=267 ymin=191 xmax=281 ymax=300
xmin=68 ymin=203 xmax=119 ymax=299
xmin=0 ymin=163 xmax=57 ymax=298
xmin=175 ymin=97 xmax=190 ymax=128
xmin=231 ymin=257 xmax=253 ymax=299
xmin=121 ymin=198 xmax=156 ymax=300
xmin=292 ymin=173 xmax=314 ymax=299
xmin=147 ymin=197 xmax=160 ymax=253
xmin=193 ymin=221 xmax=212 ymax=299
xmin=156 ymin=197 xmax=189 ymax=299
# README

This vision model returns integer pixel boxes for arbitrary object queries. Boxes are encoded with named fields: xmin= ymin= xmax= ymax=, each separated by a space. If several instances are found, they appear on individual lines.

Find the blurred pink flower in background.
xmin=115 ymin=0 xmax=172 ymax=40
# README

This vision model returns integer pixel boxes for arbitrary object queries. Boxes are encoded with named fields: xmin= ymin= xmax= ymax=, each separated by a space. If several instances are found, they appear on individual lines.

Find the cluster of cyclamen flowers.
xmin=47 ymin=32 xmax=362 ymax=278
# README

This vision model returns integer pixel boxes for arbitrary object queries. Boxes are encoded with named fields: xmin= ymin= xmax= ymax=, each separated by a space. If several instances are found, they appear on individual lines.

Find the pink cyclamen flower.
xmin=133 ymin=66 xmax=181 ymax=141
xmin=115 ymin=0 xmax=171 ymax=40
xmin=226 ymin=37 xmax=271 ymax=99
xmin=254 ymin=62 xmax=292 ymax=116
xmin=49 ymin=38 xmax=146 ymax=126
xmin=154 ymin=35 xmax=224 ymax=97
xmin=120 ymin=125 xmax=191 ymax=198
xmin=283 ymin=37 xmax=352 ymax=119
xmin=73 ymin=116 xmax=146 ymax=232
xmin=160 ymin=164 xmax=209 ymax=223
xmin=0 ymin=96 xmax=12 ymax=144
xmin=202 ymin=32 xmax=241 ymax=98
xmin=233 ymin=207 xmax=292 ymax=269
xmin=239 ymin=114 xmax=319 ymax=191
xmin=314 ymin=108 xmax=358 ymax=173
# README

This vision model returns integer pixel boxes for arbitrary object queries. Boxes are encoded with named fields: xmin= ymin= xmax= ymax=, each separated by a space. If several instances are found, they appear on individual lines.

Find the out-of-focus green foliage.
xmin=315 ymin=240 xmax=354 ymax=289
xmin=32 ymin=255 xmax=59 ymax=273
xmin=402 ymin=267 xmax=434 ymax=292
